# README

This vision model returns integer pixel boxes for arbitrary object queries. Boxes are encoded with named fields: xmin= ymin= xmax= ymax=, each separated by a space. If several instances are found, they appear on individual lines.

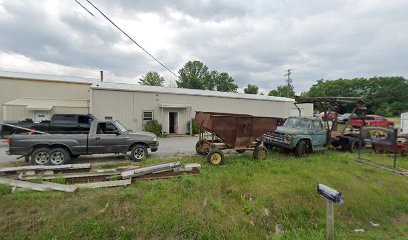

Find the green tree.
xmin=302 ymin=76 xmax=408 ymax=116
xmin=139 ymin=71 xmax=165 ymax=86
xmin=207 ymin=71 xmax=238 ymax=92
xmin=268 ymin=84 xmax=295 ymax=98
xmin=176 ymin=61 xmax=210 ymax=89
xmin=244 ymin=84 xmax=259 ymax=94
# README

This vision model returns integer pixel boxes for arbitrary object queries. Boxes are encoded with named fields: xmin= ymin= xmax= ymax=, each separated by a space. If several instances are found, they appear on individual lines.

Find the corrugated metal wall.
xmin=92 ymin=89 xmax=313 ymax=133
xmin=0 ymin=77 xmax=90 ymax=122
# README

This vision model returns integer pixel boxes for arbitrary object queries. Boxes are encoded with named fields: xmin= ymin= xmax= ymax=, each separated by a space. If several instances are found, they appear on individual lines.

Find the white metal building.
xmin=0 ymin=70 xmax=95 ymax=122
xmin=401 ymin=112 xmax=408 ymax=134
xmin=91 ymin=82 xmax=313 ymax=134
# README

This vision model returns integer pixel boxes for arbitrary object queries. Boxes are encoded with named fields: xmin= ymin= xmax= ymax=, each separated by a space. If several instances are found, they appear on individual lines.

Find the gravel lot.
xmin=0 ymin=136 xmax=199 ymax=165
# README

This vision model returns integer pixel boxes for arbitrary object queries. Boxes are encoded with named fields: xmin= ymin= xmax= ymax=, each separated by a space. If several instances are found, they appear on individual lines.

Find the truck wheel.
xmin=294 ymin=140 xmax=307 ymax=157
xmin=131 ymin=145 xmax=148 ymax=162
xmin=49 ymin=148 xmax=71 ymax=165
xmin=207 ymin=149 xmax=224 ymax=165
xmin=31 ymin=148 xmax=51 ymax=165
xmin=253 ymin=145 xmax=267 ymax=160
xmin=348 ymin=139 xmax=362 ymax=153
xmin=196 ymin=140 xmax=210 ymax=155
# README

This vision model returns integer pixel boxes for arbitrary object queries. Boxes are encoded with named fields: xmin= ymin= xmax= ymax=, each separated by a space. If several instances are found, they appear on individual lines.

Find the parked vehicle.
xmin=337 ymin=113 xmax=357 ymax=124
xmin=1 ymin=114 xmax=96 ymax=137
xmin=349 ymin=115 xmax=394 ymax=128
xmin=372 ymin=134 xmax=408 ymax=155
xmin=7 ymin=120 xmax=159 ymax=165
xmin=263 ymin=117 xmax=327 ymax=157
xmin=319 ymin=111 xmax=338 ymax=120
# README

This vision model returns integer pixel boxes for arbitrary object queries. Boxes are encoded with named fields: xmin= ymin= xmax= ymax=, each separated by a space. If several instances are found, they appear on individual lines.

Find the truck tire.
xmin=31 ymin=147 xmax=51 ymax=165
xmin=253 ymin=145 xmax=267 ymax=160
xmin=294 ymin=140 xmax=307 ymax=157
xmin=348 ymin=139 xmax=362 ymax=153
xmin=131 ymin=144 xmax=148 ymax=162
xmin=207 ymin=149 xmax=224 ymax=165
xmin=196 ymin=140 xmax=210 ymax=155
xmin=49 ymin=148 xmax=71 ymax=165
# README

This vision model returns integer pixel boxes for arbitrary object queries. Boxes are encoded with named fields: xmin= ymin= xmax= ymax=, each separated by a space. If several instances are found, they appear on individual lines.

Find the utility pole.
xmin=284 ymin=69 xmax=293 ymax=98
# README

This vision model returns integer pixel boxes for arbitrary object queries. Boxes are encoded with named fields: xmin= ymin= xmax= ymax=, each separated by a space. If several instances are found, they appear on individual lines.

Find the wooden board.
xmin=0 ymin=177 xmax=78 ymax=192
xmin=74 ymin=179 xmax=131 ymax=188
xmin=121 ymin=162 xmax=181 ymax=179
xmin=21 ymin=172 xmax=119 ymax=181
xmin=0 ymin=163 xmax=91 ymax=173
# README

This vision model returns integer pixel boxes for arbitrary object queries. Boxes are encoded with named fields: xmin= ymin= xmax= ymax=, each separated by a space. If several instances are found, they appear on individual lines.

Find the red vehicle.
xmin=372 ymin=134 xmax=408 ymax=156
xmin=349 ymin=115 xmax=394 ymax=128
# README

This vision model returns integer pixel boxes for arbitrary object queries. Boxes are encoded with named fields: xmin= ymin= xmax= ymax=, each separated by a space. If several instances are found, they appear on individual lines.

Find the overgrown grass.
xmin=0 ymin=150 xmax=408 ymax=239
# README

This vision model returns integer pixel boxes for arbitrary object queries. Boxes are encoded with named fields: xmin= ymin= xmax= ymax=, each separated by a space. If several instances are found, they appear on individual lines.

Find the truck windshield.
xmin=114 ymin=121 xmax=128 ymax=133
xmin=284 ymin=118 xmax=312 ymax=129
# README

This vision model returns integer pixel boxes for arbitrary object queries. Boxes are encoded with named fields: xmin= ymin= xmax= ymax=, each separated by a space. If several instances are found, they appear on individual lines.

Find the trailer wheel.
xmin=31 ymin=147 xmax=50 ymax=165
xmin=131 ymin=144 xmax=148 ymax=162
xmin=207 ymin=149 xmax=224 ymax=165
xmin=196 ymin=140 xmax=210 ymax=155
xmin=253 ymin=145 xmax=267 ymax=160
xmin=49 ymin=148 xmax=71 ymax=165
xmin=348 ymin=139 xmax=362 ymax=153
xmin=236 ymin=149 xmax=246 ymax=153
xmin=294 ymin=140 xmax=307 ymax=157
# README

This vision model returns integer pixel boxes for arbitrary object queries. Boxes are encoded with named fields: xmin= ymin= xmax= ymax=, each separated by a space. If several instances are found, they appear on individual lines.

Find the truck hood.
xmin=274 ymin=126 xmax=312 ymax=135
xmin=126 ymin=131 xmax=156 ymax=139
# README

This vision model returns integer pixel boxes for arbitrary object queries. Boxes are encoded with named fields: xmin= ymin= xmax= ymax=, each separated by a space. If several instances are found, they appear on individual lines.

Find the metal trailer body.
xmin=195 ymin=111 xmax=278 ymax=165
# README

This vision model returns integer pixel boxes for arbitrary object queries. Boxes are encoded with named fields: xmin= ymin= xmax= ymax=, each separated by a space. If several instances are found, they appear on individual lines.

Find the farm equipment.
xmin=195 ymin=112 xmax=278 ymax=165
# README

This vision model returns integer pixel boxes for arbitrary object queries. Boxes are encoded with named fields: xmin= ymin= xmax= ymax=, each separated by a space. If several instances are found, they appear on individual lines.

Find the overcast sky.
xmin=0 ymin=0 xmax=407 ymax=94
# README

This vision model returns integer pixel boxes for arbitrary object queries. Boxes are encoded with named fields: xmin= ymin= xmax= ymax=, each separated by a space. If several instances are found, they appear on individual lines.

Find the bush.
xmin=143 ymin=120 xmax=162 ymax=136
xmin=186 ymin=119 xmax=203 ymax=135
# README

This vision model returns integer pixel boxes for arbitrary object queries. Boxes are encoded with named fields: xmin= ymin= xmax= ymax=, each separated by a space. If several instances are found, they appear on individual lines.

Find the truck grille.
xmin=263 ymin=132 xmax=285 ymax=143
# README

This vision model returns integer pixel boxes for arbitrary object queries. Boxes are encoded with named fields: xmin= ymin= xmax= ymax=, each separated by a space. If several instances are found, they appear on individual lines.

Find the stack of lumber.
xmin=0 ymin=162 xmax=200 ymax=192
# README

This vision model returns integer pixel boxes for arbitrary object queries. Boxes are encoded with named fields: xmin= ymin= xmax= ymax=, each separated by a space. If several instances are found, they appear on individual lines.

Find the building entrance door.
xmin=169 ymin=112 xmax=178 ymax=133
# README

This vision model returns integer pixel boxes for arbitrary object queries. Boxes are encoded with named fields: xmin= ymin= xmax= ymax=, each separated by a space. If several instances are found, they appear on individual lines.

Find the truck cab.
xmin=262 ymin=117 xmax=327 ymax=157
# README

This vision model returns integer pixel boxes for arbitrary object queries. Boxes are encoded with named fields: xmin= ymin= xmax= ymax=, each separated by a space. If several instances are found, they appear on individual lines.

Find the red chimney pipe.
xmin=100 ymin=70 xmax=104 ymax=82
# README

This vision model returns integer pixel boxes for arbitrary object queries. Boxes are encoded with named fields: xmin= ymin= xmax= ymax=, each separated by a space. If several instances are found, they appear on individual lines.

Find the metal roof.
xmin=4 ymin=97 xmax=89 ymax=111
xmin=91 ymin=82 xmax=295 ymax=102
xmin=0 ymin=70 xmax=97 ymax=84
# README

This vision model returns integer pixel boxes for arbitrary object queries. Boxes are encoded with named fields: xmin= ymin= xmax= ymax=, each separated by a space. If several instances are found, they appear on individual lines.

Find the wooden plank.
xmin=0 ymin=177 xmax=46 ymax=191
xmin=21 ymin=172 xmax=119 ymax=181
xmin=174 ymin=163 xmax=201 ymax=172
xmin=0 ymin=163 xmax=91 ymax=173
xmin=40 ymin=181 xmax=78 ymax=193
xmin=74 ymin=179 xmax=131 ymax=188
xmin=0 ymin=177 xmax=78 ymax=192
xmin=121 ymin=162 xmax=181 ymax=179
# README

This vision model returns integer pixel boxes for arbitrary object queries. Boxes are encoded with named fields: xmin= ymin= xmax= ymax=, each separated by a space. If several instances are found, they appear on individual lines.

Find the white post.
xmin=190 ymin=106 xmax=193 ymax=136
xmin=326 ymin=200 xmax=334 ymax=240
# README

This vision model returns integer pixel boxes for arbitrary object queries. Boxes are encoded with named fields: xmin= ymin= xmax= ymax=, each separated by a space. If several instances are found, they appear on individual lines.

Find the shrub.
xmin=143 ymin=120 xmax=162 ymax=136
xmin=186 ymin=119 xmax=203 ymax=135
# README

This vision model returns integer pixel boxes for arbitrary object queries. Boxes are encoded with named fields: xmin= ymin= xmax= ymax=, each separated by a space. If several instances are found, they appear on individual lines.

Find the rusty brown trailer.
xmin=195 ymin=111 xmax=278 ymax=165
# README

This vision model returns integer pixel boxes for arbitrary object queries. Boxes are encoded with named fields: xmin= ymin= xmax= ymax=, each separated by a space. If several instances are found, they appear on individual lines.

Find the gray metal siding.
xmin=91 ymin=89 xmax=312 ymax=133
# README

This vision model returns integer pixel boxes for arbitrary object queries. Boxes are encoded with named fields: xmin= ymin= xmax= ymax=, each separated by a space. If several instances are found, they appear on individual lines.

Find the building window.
xmin=142 ymin=111 xmax=153 ymax=126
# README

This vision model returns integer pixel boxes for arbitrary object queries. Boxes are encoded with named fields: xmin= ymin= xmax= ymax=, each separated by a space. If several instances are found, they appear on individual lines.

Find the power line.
xmin=74 ymin=0 xmax=94 ymax=17
xmin=80 ymin=0 xmax=178 ymax=78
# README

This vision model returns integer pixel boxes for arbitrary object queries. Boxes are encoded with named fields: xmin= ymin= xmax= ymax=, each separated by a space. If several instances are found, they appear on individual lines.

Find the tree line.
xmin=139 ymin=60 xmax=408 ymax=116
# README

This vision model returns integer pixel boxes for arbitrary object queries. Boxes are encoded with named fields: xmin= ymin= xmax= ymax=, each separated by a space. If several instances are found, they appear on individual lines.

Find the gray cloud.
xmin=0 ymin=0 xmax=407 ymax=93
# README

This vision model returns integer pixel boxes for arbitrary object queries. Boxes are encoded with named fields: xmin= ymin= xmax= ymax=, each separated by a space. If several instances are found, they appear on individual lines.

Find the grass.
xmin=0 ymin=150 xmax=408 ymax=239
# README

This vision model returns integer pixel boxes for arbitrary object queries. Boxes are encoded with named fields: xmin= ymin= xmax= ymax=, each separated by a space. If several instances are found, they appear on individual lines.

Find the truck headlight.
xmin=152 ymin=136 xmax=157 ymax=141
xmin=284 ymin=135 xmax=292 ymax=143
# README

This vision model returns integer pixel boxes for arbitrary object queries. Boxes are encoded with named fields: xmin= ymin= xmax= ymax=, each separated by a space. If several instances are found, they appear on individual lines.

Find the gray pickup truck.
xmin=7 ymin=120 xmax=159 ymax=165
